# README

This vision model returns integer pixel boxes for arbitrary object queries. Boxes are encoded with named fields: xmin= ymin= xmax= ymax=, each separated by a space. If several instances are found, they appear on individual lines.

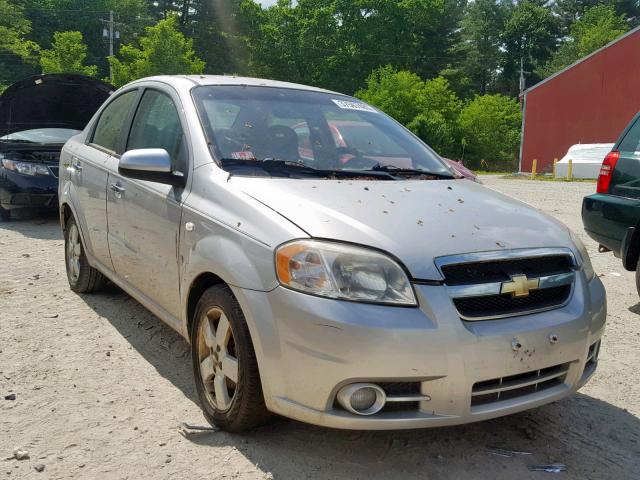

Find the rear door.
xmin=106 ymin=87 xmax=188 ymax=320
xmin=73 ymin=89 xmax=138 ymax=271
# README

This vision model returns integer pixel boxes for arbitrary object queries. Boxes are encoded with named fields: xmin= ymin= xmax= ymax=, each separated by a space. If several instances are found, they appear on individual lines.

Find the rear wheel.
xmin=64 ymin=217 xmax=106 ymax=293
xmin=191 ymin=285 xmax=270 ymax=432
xmin=635 ymin=257 xmax=640 ymax=297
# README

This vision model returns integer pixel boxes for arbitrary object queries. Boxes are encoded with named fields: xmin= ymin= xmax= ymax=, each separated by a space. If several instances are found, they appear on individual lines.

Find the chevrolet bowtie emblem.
xmin=501 ymin=275 xmax=540 ymax=298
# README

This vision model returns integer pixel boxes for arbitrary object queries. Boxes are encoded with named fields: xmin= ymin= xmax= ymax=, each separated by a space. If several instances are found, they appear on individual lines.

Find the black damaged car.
xmin=0 ymin=74 xmax=113 ymax=221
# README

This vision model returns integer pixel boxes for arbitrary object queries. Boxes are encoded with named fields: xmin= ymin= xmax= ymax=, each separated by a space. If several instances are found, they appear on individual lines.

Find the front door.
xmin=107 ymin=88 xmax=188 ymax=320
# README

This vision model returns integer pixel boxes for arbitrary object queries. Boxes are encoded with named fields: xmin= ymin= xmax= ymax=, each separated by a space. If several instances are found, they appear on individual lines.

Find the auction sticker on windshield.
xmin=231 ymin=151 xmax=257 ymax=161
xmin=332 ymin=99 xmax=378 ymax=113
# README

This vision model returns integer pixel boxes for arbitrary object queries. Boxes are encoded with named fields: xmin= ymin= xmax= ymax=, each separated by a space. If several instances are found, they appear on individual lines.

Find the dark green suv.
xmin=583 ymin=112 xmax=640 ymax=294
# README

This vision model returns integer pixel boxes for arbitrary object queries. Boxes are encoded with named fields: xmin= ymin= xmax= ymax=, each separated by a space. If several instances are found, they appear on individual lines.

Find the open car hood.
xmin=0 ymin=74 xmax=114 ymax=136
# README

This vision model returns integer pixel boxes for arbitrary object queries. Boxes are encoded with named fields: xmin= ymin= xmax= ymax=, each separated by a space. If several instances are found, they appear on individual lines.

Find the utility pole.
xmin=519 ymin=56 xmax=526 ymax=96
xmin=101 ymin=11 xmax=121 ymax=84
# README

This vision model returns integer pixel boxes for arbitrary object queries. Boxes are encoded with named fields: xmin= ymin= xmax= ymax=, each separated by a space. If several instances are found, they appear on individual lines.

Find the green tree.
xmin=108 ymin=16 xmax=205 ymax=87
xmin=23 ymin=0 xmax=151 ymax=78
xmin=356 ymin=67 xmax=462 ymax=157
xmin=538 ymin=5 xmax=629 ymax=78
xmin=501 ymin=1 xmax=559 ymax=94
xmin=407 ymin=77 xmax=463 ymax=157
xmin=242 ymin=0 xmax=461 ymax=94
xmin=0 ymin=0 xmax=37 ymax=58
xmin=356 ymin=66 xmax=429 ymax=126
xmin=443 ymin=0 xmax=510 ymax=96
xmin=553 ymin=0 xmax=639 ymax=32
xmin=458 ymin=94 xmax=522 ymax=169
xmin=40 ymin=31 xmax=98 ymax=76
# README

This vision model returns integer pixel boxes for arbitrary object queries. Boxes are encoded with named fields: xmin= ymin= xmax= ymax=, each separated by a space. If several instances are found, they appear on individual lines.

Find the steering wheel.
xmin=336 ymin=147 xmax=379 ymax=170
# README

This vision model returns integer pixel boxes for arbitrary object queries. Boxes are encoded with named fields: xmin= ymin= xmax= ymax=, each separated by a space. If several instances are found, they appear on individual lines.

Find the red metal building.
xmin=520 ymin=26 xmax=640 ymax=173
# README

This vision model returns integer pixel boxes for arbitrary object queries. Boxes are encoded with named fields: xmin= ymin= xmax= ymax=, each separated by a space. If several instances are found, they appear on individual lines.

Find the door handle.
xmin=68 ymin=157 xmax=82 ymax=174
xmin=110 ymin=182 xmax=125 ymax=198
xmin=71 ymin=157 xmax=82 ymax=172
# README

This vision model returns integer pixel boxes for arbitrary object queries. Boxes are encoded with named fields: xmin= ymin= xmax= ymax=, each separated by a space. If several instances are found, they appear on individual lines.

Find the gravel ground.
xmin=1 ymin=176 xmax=639 ymax=480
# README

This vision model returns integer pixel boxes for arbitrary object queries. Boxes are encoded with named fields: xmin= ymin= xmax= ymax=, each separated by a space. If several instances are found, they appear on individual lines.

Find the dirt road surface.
xmin=1 ymin=177 xmax=639 ymax=479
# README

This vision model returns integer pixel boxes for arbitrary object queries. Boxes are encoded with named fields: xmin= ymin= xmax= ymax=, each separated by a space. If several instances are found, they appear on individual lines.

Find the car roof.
xmin=131 ymin=75 xmax=343 ymax=96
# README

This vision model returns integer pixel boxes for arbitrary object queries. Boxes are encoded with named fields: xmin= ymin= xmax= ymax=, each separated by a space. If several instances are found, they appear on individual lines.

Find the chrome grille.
xmin=436 ymin=248 xmax=576 ymax=320
xmin=441 ymin=255 xmax=573 ymax=286
xmin=471 ymin=363 xmax=570 ymax=408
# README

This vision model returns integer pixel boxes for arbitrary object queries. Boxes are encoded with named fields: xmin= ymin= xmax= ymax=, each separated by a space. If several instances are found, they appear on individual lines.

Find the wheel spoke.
xmin=214 ymin=374 xmax=230 ymax=410
xmin=202 ymin=318 xmax=216 ymax=348
xmin=200 ymin=355 xmax=215 ymax=384
xmin=71 ymin=225 xmax=79 ymax=244
xmin=221 ymin=355 xmax=238 ymax=383
xmin=215 ymin=314 xmax=230 ymax=349
xmin=72 ymin=259 xmax=80 ymax=279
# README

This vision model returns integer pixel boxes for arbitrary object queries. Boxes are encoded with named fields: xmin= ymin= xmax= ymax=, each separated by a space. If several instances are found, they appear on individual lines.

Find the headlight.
xmin=569 ymin=229 xmax=595 ymax=281
xmin=275 ymin=240 xmax=417 ymax=305
xmin=1 ymin=158 xmax=51 ymax=176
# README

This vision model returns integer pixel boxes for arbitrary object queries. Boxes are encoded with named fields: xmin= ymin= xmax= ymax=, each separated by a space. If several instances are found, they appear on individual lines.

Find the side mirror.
xmin=119 ymin=149 xmax=185 ymax=187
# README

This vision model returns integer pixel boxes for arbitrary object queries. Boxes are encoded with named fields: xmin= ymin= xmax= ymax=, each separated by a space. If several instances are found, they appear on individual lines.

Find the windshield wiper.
xmin=370 ymin=164 xmax=455 ymax=179
xmin=219 ymin=158 xmax=396 ymax=179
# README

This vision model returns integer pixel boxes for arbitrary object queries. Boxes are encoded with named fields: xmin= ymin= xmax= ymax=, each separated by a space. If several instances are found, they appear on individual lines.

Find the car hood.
xmin=0 ymin=74 xmax=114 ymax=136
xmin=232 ymin=177 xmax=575 ymax=280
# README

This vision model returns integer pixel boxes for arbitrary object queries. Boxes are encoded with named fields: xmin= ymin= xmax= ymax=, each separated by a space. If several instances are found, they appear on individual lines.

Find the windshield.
xmin=0 ymin=128 xmax=81 ymax=144
xmin=192 ymin=86 xmax=452 ymax=178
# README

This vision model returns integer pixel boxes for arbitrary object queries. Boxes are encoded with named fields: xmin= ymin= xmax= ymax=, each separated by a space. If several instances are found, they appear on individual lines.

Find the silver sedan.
xmin=58 ymin=75 xmax=606 ymax=431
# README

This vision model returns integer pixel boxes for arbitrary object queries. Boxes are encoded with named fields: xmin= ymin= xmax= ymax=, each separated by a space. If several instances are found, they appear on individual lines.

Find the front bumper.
xmin=0 ymin=167 xmax=58 ymax=210
xmin=233 ymin=272 xmax=606 ymax=430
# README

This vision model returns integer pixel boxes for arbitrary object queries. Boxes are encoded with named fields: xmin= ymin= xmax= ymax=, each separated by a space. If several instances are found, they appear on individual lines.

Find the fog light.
xmin=351 ymin=387 xmax=377 ymax=411
xmin=336 ymin=383 xmax=386 ymax=416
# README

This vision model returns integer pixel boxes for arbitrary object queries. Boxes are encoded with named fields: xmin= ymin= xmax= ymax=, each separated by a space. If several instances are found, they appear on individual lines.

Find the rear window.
xmin=618 ymin=117 xmax=640 ymax=154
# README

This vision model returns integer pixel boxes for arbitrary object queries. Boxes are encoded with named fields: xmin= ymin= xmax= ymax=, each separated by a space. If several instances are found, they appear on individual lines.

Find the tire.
xmin=0 ymin=207 xmax=9 ymax=222
xmin=636 ymin=257 xmax=640 ymax=297
xmin=64 ymin=216 xmax=106 ymax=293
xmin=191 ymin=284 xmax=270 ymax=432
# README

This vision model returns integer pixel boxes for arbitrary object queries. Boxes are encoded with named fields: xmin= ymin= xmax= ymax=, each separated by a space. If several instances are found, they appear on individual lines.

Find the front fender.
xmin=183 ymin=229 xmax=279 ymax=293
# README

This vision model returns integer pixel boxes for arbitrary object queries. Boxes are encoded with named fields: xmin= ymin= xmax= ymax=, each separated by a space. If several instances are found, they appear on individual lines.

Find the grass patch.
xmin=499 ymin=174 xmax=596 ymax=183
xmin=476 ymin=171 xmax=514 ymax=176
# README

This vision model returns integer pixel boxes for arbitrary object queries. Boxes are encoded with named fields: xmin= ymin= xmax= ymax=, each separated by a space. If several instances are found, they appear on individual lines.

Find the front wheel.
xmin=0 ymin=207 xmax=9 ymax=222
xmin=191 ymin=285 xmax=270 ymax=432
xmin=64 ymin=217 xmax=106 ymax=293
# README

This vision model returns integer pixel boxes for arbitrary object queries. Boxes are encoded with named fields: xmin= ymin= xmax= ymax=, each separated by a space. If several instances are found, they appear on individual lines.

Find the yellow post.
xmin=552 ymin=158 xmax=558 ymax=179
xmin=531 ymin=159 xmax=537 ymax=179
xmin=567 ymin=159 xmax=573 ymax=181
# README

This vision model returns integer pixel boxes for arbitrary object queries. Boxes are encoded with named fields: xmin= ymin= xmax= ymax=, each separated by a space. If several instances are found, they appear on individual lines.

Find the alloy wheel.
xmin=66 ymin=224 xmax=81 ymax=282
xmin=197 ymin=307 xmax=239 ymax=412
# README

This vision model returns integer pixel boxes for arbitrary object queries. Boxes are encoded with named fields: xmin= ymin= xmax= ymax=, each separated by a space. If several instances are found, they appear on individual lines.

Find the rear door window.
xmin=126 ymin=89 xmax=187 ymax=173
xmin=91 ymin=90 xmax=137 ymax=154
